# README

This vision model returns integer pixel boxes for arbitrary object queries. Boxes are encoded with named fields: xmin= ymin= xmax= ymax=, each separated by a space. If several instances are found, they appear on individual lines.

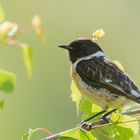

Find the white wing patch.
xmin=105 ymin=79 xmax=112 ymax=83
xmin=131 ymin=89 xmax=140 ymax=98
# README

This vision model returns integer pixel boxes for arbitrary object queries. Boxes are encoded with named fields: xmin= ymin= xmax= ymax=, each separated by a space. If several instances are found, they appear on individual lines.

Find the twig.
xmin=42 ymin=134 xmax=60 ymax=140
xmin=33 ymin=128 xmax=53 ymax=136
xmin=42 ymin=128 xmax=78 ymax=140
xmin=82 ymin=117 xmax=140 ymax=131
xmin=122 ymin=109 xmax=140 ymax=116
xmin=43 ymin=109 xmax=140 ymax=140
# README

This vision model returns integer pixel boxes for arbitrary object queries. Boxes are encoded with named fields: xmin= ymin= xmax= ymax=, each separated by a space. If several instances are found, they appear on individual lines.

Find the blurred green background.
xmin=0 ymin=0 xmax=140 ymax=139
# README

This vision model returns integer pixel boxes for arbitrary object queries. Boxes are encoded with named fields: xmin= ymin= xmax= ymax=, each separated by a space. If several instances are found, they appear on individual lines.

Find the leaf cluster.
xmin=0 ymin=4 xmax=44 ymax=109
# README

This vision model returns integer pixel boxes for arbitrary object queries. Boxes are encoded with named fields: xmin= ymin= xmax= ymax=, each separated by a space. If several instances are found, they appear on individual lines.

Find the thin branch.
xmin=42 ymin=134 xmax=60 ymax=140
xmin=43 ymin=128 xmax=78 ymax=140
xmin=43 ymin=109 xmax=140 ymax=140
xmin=33 ymin=128 xmax=53 ymax=136
xmin=122 ymin=109 xmax=140 ymax=116
xmin=82 ymin=117 xmax=140 ymax=131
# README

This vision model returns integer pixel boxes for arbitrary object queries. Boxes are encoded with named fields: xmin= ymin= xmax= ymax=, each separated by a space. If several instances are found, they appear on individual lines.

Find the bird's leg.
xmin=81 ymin=109 xmax=107 ymax=125
xmin=101 ymin=109 xmax=117 ymax=123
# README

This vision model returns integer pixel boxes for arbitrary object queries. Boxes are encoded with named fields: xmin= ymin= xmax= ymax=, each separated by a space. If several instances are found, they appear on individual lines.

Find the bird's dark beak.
xmin=58 ymin=45 xmax=73 ymax=50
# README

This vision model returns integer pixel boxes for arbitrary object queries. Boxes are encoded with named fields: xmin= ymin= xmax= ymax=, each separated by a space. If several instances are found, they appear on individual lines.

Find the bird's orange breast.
xmin=70 ymin=64 xmax=82 ymax=89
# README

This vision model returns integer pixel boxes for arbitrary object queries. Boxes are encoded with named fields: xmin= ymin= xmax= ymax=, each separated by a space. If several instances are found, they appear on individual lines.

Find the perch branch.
xmin=43 ymin=109 xmax=140 ymax=140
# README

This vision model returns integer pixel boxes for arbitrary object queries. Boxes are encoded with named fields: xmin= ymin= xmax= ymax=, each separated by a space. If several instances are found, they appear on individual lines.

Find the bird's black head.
xmin=58 ymin=39 xmax=103 ymax=63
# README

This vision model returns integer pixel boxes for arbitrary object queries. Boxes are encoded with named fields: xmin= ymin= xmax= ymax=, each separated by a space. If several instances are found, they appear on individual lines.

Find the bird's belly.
xmin=70 ymin=65 xmax=132 ymax=109
xmin=78 ymin=80 xmax=130 ymax=109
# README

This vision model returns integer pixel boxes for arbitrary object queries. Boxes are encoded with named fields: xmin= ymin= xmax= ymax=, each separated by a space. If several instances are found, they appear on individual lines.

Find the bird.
xmin=58 ymin=38 xmax=140 ymax=123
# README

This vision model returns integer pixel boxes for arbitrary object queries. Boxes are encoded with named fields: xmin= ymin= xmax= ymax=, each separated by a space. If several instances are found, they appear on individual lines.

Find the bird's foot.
xmin=101 ymin=116 xmax=109 ymax=124
xmin=100 ymin=109 xmax=117 ymax=124
xmin=80 ymin=122 xmax=92 ymax=131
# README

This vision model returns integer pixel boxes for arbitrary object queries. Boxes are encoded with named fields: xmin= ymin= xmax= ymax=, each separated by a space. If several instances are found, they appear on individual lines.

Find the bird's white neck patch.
xmin=92 ymin=51 xmax=105 ymax=58
xmin=74 ymin=51 xmax=106 ymax=67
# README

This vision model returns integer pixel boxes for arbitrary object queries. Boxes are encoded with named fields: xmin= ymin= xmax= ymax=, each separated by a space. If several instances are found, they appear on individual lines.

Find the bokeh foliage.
xmin=0 ymin=4 xmax=44 ymax=114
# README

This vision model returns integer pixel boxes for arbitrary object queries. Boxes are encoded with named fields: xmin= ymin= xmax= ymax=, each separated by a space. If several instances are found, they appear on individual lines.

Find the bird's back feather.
xmin=75 ymin=55 xmax=140 ymax=104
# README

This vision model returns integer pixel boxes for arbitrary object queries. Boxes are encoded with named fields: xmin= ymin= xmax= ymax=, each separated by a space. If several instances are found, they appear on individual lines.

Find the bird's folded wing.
xmin=76 ymin=56 xmax=140 ymax=103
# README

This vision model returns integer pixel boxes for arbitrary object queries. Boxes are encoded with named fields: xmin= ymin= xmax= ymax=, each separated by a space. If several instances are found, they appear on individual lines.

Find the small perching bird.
xmin=58 ymin=37 xmax=140 ymax=122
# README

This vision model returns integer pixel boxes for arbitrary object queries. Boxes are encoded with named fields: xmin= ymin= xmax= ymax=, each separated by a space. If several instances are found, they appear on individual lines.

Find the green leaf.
xmin=117 ymin=115 xmax=139 ymax=134
xmin=22 ymin=128 xmax=34 ymax=140
xmin=111 ymin=112 xmax=123 ymax=122
xmin=0 ymin=70 xmax=16 ymax=93
xmin=80 ymin=129 xmax=97 ymax=140
xmin=71 ymin=80 xmax=82 ymax=114
xmin=60 ymin=128 xmax=97 ymax=140
xmin=79 ymin=99 xmax=102 ymax=120
xmin=0 ymin=99 xmax=4 ymax=109
xmin=0 ymin=4 xmax=5 ymax=23
xmin=130 ymin=135 xmax=140 ymax=140
xmin=21 ymin=44 xmax=33 ymax=78
xmin=80 ymin=99 xmax=93 ymax=119
xmin=91 ymin=103 xmax=102 ymax=113
xmin=113 ymin=125 xmax=134 ymax=140
xmin=92 ymin=125 xmax=115 ymax=140
xmin=93 ymin=114 xmax=139 ymax=140
xmin=80 ymin=99 xmax=103 ymax=121
xmin=59 ymin=136 xmax=77 ymax=140
xmin=22 ymin=133 xmax=29 ymax=140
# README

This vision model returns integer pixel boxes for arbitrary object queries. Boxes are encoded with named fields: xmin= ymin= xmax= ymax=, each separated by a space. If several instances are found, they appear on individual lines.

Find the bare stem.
xmin=33 ymin=128 xmax=53 ymax=136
